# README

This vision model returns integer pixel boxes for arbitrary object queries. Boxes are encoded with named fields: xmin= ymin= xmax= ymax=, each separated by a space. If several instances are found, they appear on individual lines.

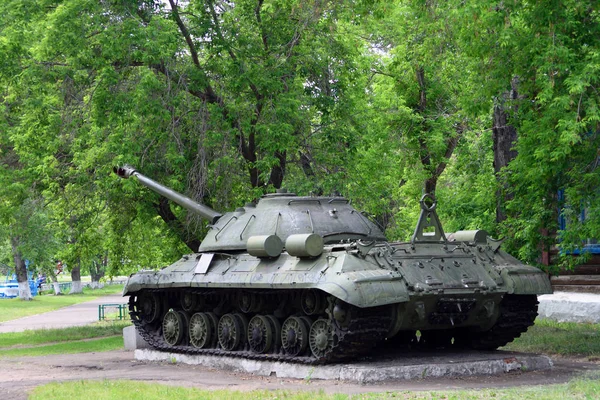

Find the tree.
xmin=2 ymin=0 xmax=597 ymax=277
xmin=452 ymin=0 xmax=600 ymax=266
xmin=0 ymin=195 xmax=59 ymax=300
xmin=335 ymin=1 xmax=479 ymax=239
xmin=0 ymin=0 xmax=377 ymax=270
xmin=0 ymin=100 xmax=58 ymax=300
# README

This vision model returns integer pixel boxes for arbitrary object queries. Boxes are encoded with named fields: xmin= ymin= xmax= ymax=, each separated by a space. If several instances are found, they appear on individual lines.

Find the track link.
xmin=129 ymin=290 xmax=391 ymax=364
xmin=462 ymin=294 xmax=538 ymax=350
xmin=130 ymin=291 xmax=539 ymax=361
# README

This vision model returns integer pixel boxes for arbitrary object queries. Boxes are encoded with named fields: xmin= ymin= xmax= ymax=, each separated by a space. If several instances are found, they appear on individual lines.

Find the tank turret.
xmin=116 ymin=166 xmax=552 ymax=364
xmin=114 ymin=166 xmax=385 ymax=252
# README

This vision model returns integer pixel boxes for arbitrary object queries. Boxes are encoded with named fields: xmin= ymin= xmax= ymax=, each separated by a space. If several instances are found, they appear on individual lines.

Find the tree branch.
xmin=206 ymin=0 xmax=262 ymax=103
xmin=167 ymin=0 xmax=222 ymax=105
xmin=118 ymin=60 xmax=251 ymax=175
xmin=255 ymin=0 xmax=269 ymax=52
xmin=416 ymin=65 xmax=426 ymax=112
xmin=168 ymin=0 xmax=201 ymax=69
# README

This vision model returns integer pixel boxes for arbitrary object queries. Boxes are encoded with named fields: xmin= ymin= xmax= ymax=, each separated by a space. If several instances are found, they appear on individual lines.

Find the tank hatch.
xmin=199 ymin=195 xmax=386 ymax=252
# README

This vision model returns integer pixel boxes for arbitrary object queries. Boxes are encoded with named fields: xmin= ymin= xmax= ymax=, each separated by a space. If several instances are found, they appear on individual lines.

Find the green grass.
xmin=502 ymin=319 xmax=600 ymax=358
xmin=28 ymin=375 xmax=600 ymax=400
xmin=0 ymin=335 xmax=123 ymax=357
xmin=0 ymin=320 xmax=130 ymax=348
xmin=0 ymin=321 xmax=130 ymax=357
xmin=0 ymin=284 xmax=124 ymax=323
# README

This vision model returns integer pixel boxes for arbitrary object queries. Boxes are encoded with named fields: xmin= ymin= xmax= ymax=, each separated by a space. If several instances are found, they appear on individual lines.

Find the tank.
xmin=115 ymin=166 xmax=552 ymax=363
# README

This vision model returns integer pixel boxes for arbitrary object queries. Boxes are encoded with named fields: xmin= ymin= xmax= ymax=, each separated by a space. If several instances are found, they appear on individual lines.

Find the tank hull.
xmin=125 ymin=240 xmax=551 ymax=363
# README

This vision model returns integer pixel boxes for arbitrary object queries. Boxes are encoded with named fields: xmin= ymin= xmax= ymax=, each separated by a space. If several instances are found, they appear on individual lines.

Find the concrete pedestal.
xmin=123 ymin=325 xmax=150 ymax=350
xmin=134 ymin=349 xmax=553 ymax=383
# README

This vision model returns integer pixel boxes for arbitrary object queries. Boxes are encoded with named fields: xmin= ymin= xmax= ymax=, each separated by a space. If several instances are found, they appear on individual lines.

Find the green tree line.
xmin=1 ymin=0 xmax=598 ymax=299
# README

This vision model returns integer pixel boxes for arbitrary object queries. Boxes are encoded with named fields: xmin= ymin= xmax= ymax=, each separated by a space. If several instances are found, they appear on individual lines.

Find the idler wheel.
xmin=189 ymin=312 xmax=216 ymax=348
xmin=281 ymin=316 xmax=309 ymax=356
xmin=218 ymin=313 xmax=243 ymax=351
xmin=301 ymin=289 xmax=323 ymax=316
xmin=247 ymin=315 xmax=274 ymax=353
xmin=162 ymin=309 xmax=185 ymax=346
xmin=309 ymin=319 xmax=335 ymax=359
xmin=134 ymin=292 xmax=160 ymax=323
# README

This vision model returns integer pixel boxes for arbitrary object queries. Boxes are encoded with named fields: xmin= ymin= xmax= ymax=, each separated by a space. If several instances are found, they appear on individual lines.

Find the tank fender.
xmin=498 ymin=265 xmax=552 ymax=295
xmin=317 ymin=253 xmax=410 ymax=308
xmin=313 ymin=277 xmax=409 ymax=308
xmin=123 ymin=252 xmax=412 ymax=308
xmin=123 ymin=270 xmax=161 ymax=295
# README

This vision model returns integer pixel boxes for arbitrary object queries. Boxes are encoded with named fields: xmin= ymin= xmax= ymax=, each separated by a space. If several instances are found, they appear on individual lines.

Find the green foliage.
xmin=437 ymin=127 xmax=497 ymax=236
xmin=0 ymin=0 xmax=598 ymax=272
xmin=0 ymin=197 xmax=60 ymax=273
xmin=449 ymin=0 xmax=600 ymax=265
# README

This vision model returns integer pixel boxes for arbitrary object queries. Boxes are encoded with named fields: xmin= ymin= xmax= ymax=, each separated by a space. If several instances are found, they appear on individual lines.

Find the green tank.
xmin=115 ymin=166 xmax=552 ymax=363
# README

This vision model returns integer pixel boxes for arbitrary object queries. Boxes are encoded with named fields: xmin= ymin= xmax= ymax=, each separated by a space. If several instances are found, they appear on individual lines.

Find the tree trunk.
xmin=493 ymin=79 xmax=519 ymax=223
xmin=69 ymin=261 xmax=83 ymax=294
xmin=299 ymin=152 xmax=315 ymax=177
xmin=52 ymin=262 xmax=63 ymax=295
xmin=424 ymin=176 xmax=438 ymax=196
xmin=52 ymin=279 xmax=62 ymax=295
xmin=268 ymin=151 xmax=286 ymax=189
xmin=89 ymin=255 xmax=106 ymax=289
xmin=11 ymin=236 xmax=32 ymax=301
xmin=413 ymin=66 xmax=464 ymax=197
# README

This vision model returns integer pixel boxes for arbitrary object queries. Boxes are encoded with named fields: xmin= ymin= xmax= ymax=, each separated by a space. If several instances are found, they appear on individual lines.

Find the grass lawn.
xmin=502 ymin=319 xmax=600 ymax=359
xmin=0 ymin=335 xmax=124 ymax=357
xmin=0 ymin=320 xmax=130 ymax=347
xmin=0 ymin=321 xmax=130 ymax=357
xmin=0 ymin=284 xmax=124 ymax=323
xmin=29 ymin=376 xmax=600 ymax=400
xmin=0 ymin=315 xmax=596 ymax=400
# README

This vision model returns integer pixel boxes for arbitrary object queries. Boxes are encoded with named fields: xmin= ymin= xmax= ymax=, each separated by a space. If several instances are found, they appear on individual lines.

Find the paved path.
xmin=0 ymin=294 xmax=126 ymax=333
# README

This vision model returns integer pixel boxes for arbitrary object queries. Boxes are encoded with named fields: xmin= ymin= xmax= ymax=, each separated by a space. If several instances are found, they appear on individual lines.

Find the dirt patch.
xmin=1 ymin=350 xmax=598 ymax=400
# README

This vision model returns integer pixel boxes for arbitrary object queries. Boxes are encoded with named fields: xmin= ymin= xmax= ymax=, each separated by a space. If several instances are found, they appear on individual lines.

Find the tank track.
xmin=129 ymin=289 xmax=391 ymax=365
xmin=458 ymin=294 xmax=539 ymax=350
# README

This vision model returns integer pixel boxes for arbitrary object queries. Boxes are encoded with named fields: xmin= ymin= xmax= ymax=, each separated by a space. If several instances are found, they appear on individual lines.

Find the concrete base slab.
xmin=123 ymin=325 xmax=150 ymax=350
xmin=134 ymin=349 xmax=553 ymax=383
xmin=538 ymin=291 xmax=600 ymax=323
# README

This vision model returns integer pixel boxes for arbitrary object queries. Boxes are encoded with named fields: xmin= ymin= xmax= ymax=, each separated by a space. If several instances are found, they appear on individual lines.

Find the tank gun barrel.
xmin=114 ymin=165 xmax=222 ymax=224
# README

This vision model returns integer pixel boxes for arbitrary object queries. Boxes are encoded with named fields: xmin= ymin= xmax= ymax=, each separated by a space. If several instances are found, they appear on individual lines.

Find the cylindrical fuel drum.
xmin=285 ymin=233 xmax=324 ymax=257
xmin=448 ymin=230 xmax=488 ymax=243
xmin=247 ymin=235 xmax=283 ymax=258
